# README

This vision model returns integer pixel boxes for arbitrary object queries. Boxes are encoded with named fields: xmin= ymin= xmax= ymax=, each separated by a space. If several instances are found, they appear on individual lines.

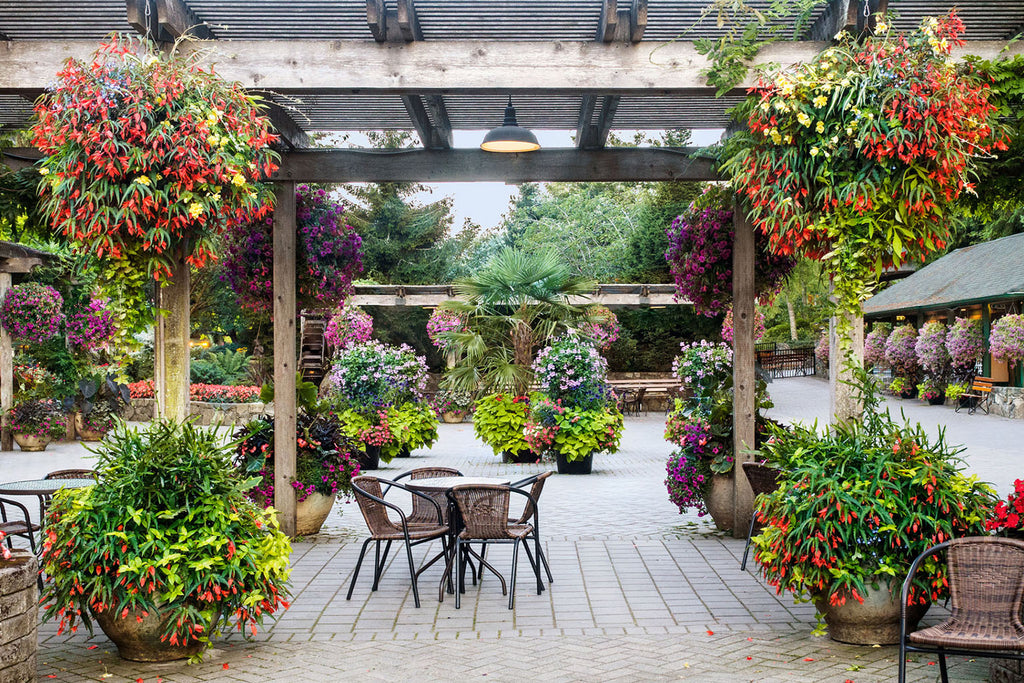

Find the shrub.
xmin=473 ymin=393 xmax=531 ymax=457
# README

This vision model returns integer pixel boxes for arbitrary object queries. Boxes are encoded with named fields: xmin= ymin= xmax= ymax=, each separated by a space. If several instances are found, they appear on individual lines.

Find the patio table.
xmin=0 ymin=478 xmax=94 ymax=527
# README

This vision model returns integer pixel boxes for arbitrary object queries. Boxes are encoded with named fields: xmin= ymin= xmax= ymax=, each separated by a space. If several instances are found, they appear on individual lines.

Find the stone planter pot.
xmin=555 ymin=452 xmax=592 ymax=474
xmin=357 ymin=445 xmax=380 ymax=470
xmin=441 ymin=411 xmax=465 ymax=424
xmin=703 ymin=473 xmax=735 ymax=532
xmin=0 ymin=550 xmax=38 ymax=682
xmin=813 ymin=581 xmax=929 ymax=645
xmin=91 ymin=604 xmax=216 ymax=662
xmin=502 ymin=449 xmax=538 ymax=464
xmin=295 ymin=492 xmax=337 ymax=536
xmin=13 ymin=433 xmax=49 ymax=452
xmin=75 ymin=414 xmax=107 ymax=442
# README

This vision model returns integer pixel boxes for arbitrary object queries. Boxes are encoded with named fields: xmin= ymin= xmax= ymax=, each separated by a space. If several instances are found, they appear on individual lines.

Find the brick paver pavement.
xmin=16 ymin=377 xmax=1003 ymax=681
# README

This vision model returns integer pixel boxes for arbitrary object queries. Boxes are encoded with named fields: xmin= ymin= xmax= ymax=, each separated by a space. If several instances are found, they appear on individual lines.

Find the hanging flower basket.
xmin=66 ymin=296 xmax=116 ymax=351
xmin=0 ymin=283 xmax=64 ymax=343
xmin=324 ymin=306 xmax=373 ymax=351
xmin=990 ymin=314 xmax=1024 ymax=366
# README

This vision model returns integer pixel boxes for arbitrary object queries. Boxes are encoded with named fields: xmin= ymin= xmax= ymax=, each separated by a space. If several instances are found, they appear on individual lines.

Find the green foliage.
xmin=472 ymin=393 xmax=531 ymax=457
xmin=525 ymin=399 xmax=623 ymax=462
xmin=387 ymin=401 xmax=440 ymax=453
xmin=41 ymin=419 xmax=292 ymax=659
xmin=753 ymin=370 xmax=995 ymax=613
xmin=604 ymin=308 xmax=721 ymax=373
xmin=191 ymin=349 xmax=251 ymax=386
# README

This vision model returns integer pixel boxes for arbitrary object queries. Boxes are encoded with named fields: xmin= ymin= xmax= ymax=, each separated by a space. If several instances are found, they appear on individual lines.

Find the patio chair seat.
xmin=909 ymin=617 xmax=1024 ymax=651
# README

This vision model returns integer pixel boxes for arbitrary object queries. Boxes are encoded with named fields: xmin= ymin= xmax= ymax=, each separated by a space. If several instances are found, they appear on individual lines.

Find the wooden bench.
xmin=955 ymin=376 xmax=994 ymax=415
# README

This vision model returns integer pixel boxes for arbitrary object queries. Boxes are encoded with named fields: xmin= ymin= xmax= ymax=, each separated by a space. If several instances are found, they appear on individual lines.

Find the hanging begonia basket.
xmin=31 ymin=35 xmax=280 ymax=347
xmin=723 ymin=13 xmax=1006 ymax=343
xmin=0 ymin=282 xmax=64 ymax=343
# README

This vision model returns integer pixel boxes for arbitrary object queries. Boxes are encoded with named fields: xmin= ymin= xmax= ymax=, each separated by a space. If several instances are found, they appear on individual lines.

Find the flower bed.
xmin=128 ymin=380 xmax=259 ymax=403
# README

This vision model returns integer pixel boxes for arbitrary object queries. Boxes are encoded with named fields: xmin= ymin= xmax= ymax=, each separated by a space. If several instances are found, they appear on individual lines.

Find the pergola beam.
xmin=804 ymin=0 xmax=857 ymax=41
xmin=126 ymin=0 xmax=213 ymax=42
xmin=273 ymin=147 xmax=718 ymax=183
xmin=264 ymin=101 xmax=312 ymax=150
xmin=3 ymin=39 xmax=1018 ymax=95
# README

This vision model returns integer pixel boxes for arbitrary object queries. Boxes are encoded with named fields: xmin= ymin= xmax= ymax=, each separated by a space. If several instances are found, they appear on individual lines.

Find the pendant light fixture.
xmin=480 ymin=96 xmax=540 ymax=153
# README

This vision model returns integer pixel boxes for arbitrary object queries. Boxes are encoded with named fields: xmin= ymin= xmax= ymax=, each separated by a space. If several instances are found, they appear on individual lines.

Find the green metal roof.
xmin=863 ymin=233 xmax=1024 ymax=316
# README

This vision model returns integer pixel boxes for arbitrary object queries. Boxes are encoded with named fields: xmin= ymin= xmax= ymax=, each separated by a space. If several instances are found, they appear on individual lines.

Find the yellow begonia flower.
xmin=813 ymin=95 xmax=828 ymax=108
xmin=38 ymin=167 xmax=50 ymax=175
xmin=797 ymin=112 xmax=812 ymax=127
xmin=810 ymin=147 xmax=820 ymax=157
xmin=188 ymin=202 xmax=204 ymax=219
xmin=816 ymin=121 xmax=825 ymax=134
xmin=135 ymin=176 xmax=151 ymax=186
xmin=232 ymin=173 xmax=246 ymax=187
xmin=208 ymin=135 xmax=220 ymax=146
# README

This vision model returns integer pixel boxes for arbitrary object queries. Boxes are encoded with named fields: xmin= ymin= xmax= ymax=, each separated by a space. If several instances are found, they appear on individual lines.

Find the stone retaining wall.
xmin=0 ymin=550 xmax=38 ymax=683
xmin=126 ymin=398 xmax=269 ymax=425
xmin=990 ymin=387 xmax=1024 ymax=420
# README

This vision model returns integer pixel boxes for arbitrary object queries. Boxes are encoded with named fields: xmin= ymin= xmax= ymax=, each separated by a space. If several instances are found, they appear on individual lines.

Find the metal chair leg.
xmin=454 ymin=538 xmax=463 ymax=609
xmin=372 ymin=540 xmax=393 ymax=591
xmin=405 ymin=536 xmax=421 ymax=608
xmin=740 ymin=510 xmax=758 ymax=571
xmin=897 ymin=639 xmax=907 ymax=683
xmin=938 ymin=651 xmax=949 ymax=683
xmin=347 ymin=538 xmax=373 ymax=601
xmin=509 ymin=539 xmax=520 ymax=610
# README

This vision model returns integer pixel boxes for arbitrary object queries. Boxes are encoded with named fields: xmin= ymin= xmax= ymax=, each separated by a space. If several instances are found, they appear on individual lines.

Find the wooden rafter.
xmin=126 ymin=0 xmax=213 ymax=42
xmin=366 ymin=0 xmax=386 ymax=42
xmin=804 ymin=0 xmax=858 ymax=41
xmin=264 ymin=101 xmax=312 ymax=150
xmin=3 ymin=39 xmax=1018 ymax=95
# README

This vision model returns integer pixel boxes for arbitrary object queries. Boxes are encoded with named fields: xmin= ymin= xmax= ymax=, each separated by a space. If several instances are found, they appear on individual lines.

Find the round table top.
xmin=0 ymin=478 xmax=94 ymax=496
xmin=406 ymin=476 xmax=510 ymax=492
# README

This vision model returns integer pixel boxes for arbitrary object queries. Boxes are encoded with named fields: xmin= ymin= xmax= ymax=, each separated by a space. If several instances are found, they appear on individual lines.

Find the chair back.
xmin=514 ymin=471 xmax=552 ymax=524
xmin=352 ymin=476 xmax=396 ymax=535
xmin=742 ymin=462 xmax=781 ymax=497
xmin=0 ymin=496 xmax=31 ymax=527
xmin=45 ymin=469 xmax=98 ymax=480
xmin=946 ymin=537 xmax=1024 ymax=630
xmin=408 ymin=467 xmax=462 ymax=479
xmin=450 ymin=485 xmax=512 ymax=540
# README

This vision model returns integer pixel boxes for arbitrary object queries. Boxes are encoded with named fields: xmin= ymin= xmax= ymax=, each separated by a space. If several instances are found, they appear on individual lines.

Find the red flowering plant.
xmin=665 ymin=185 xmax=795 ymax=316
xmin=987 ymin=480 xmax=1024 ymax=537
xmin=724 ymin=13 xmax=1006 ymax=350
xmin=31 ymin=36 xmax=279 ymax=347
xmin=128 ymin=379 xmax=259 ymax=403
xmin=753 ymin=371 xmax=994 ymax=630
xmin=221 ymin=185 xmax=363 ymax=315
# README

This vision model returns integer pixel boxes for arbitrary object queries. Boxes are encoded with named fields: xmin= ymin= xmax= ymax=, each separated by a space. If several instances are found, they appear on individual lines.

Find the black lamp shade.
xmin=480 ymin=97 xmax=540 ymax=153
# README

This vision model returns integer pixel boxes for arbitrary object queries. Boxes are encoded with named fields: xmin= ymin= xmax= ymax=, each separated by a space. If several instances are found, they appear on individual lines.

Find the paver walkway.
xmin=5 ymin=376 xmax=1010 ymax=681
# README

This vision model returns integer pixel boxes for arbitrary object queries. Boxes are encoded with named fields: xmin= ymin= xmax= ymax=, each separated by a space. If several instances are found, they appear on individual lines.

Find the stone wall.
xmin=990 ymin=387 xmax=1024 ymax=420
xmin=126 ymin=398 xmax=269 ymax=425
xmin=0 ymin=550 xmax=38 ymax=683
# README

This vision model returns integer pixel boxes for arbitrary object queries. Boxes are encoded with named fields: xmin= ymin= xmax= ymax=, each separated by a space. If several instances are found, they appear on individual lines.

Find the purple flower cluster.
xmin=664 ymin=186 xmax=795 ymax=316
xmin=326 ymin=341 xmax=429 ymax=411
xmin=815 ymin=330 xmax=829 ymax=365
xmin=221 ymin=185 xmax=363 ymax=313
xmin=579 ymin=306 xmax=620 ymax=351
xmin=324 ymin=306 xmax=373 ymax=350
xmin=426 ymin=309 xmax=465 ymax=351
xmin=720 ymin=307 xmax=765 ymax=344
xmin=914 ymin=321 xmax=950 ymax=379
xmin=0 ymin=283 xmax=64 ymax=343
xmin=990 ymin=314 xmax=1024 ymax=365
xmin=66 ymin=296 xmax=116 ymax=350
xmin=665 ymin=447 xmax=709 ymax=516
xmin=946 ymin=317 xmax=984 ymax=378
xmin=885 ymin=324 xmax=920 ymax=379
xmin=533 ymin=335 xmax=611 ymax=411
xmin=672 ymin=340 xmax=732 ymax=399
xmin=863 ymin=325 xmax=890 ymax=369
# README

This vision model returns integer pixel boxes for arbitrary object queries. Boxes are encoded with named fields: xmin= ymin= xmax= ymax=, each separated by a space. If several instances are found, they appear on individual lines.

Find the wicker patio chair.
xmin=898 ymin=537 xmax=1024 ymax=683
xmin=739 ymin=462 xmax=782 ymax=571
xmin=387 ymin=467 xmax=463 ymax=525
xmin=44 ymin=469 xmax=98 ymax=480
xmin=346 ymin=475 xmax=450 ymax=608
xmin=445 ymin=484 xmax=543 ymax=609
xmin=509 ymin=471 xmax=553 ymax=584
xmin=0 ymin=496 xmax=41 ymax=590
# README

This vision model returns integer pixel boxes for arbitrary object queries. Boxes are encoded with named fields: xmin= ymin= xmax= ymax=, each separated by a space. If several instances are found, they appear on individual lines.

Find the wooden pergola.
xmin=1 ymin=0 xmax=1021 ymax=537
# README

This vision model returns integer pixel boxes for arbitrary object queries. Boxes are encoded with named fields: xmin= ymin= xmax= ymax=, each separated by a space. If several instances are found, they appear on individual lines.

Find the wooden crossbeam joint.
xmin=264 ymin=101 xmax=312 ymax=150
xmin=126 ymin=0 xmax=213 ymax=42
xmin=598 ymin=0 xmax=646 ymax=43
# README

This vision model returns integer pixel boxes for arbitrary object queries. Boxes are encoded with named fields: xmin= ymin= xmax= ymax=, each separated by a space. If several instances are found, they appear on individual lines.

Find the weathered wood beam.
xmin=597 ymin=0 xmax=620 ymax=42
xmin=599 ymin=0 xmax=647 ymax=43
xmin=126 ymin=0 xmax=212 ymax=42
xmin=273 ymin=147 xmax=719 ymax=183
xmin=731 ymin=207 xmax=756 ymax=539
xmin=577 ymin=95 xmax=620 ymax=150
xmin=273 ymin=180 xmax=297 ymax=538
xmin=576 ymin=95 xmax=598 ymax=149
xmin=264 ymin=101 xmax=312 ymax=150
xmin=401 ymin=95 xmax=452 ymax=149
xmin=4 ymin=39 xmax=1018 ymax=94
xmin=804 ymin=0 xmax=857 ymax=41
xmin=0 ymin=257 xmax=44 ymax=274
xmin=630 ymin=0 xmax=648 ymax=43
xmin=366 ymin=0 xmax=386 ymax=42
xmin=396 ymin=0 xmax=423 ymax=42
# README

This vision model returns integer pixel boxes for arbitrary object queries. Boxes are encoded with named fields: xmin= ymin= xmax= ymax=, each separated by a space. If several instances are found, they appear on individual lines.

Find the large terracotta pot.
xmin=813 ymin=580 xmax=929 ymax=645
xmin=91 ymin=604 xmax=213 ymax=662
xmin=703 ymin=473 xmax=734 ymax=532
xmin=75 ymin=414 xmax=107 ymax=442
xmin=295 ymin=492 xmax=337 ymax=536
xmin=13 ymin=433 xmax=49 ymax=452
xmin=441 ymin=411 xmax=465 ymax=424
xmin=555 ymin=452 xmax=592 ymax=474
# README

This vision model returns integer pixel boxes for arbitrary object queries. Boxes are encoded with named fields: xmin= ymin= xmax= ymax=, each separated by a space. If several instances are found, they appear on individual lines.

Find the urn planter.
xmin=441 ymin=411 xmax=465 ymax=424
xmin=813 ymin=581 xmax=929 ymax=645
xmin=295 ymin=492 xmax=337 ymax=536
xmin=91 ymin=604 xmax=216 ymax=662
xmin=703 ymin=473 xmax=735 ymax=532
xmin=13 ymin=433 xmax=49 ymax=452
xmin=75 ymin=414 xmax=107 ymax=442
xmin=555 ymin=452 xmax=593 ymax=474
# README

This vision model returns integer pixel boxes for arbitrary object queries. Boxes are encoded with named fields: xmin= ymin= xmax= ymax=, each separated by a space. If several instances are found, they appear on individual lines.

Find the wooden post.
xmin=731 ymin=208 xmax=756 ymax=539
xmin=828 ymin=307 xmax=864 ymax=423
xmin=0 ymin=273 xmax=11 ymax=451
xmin=273 ymin=181 xmax=298 ymax=538
xmin=154 ymin=250 xmax=191 ymax=422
